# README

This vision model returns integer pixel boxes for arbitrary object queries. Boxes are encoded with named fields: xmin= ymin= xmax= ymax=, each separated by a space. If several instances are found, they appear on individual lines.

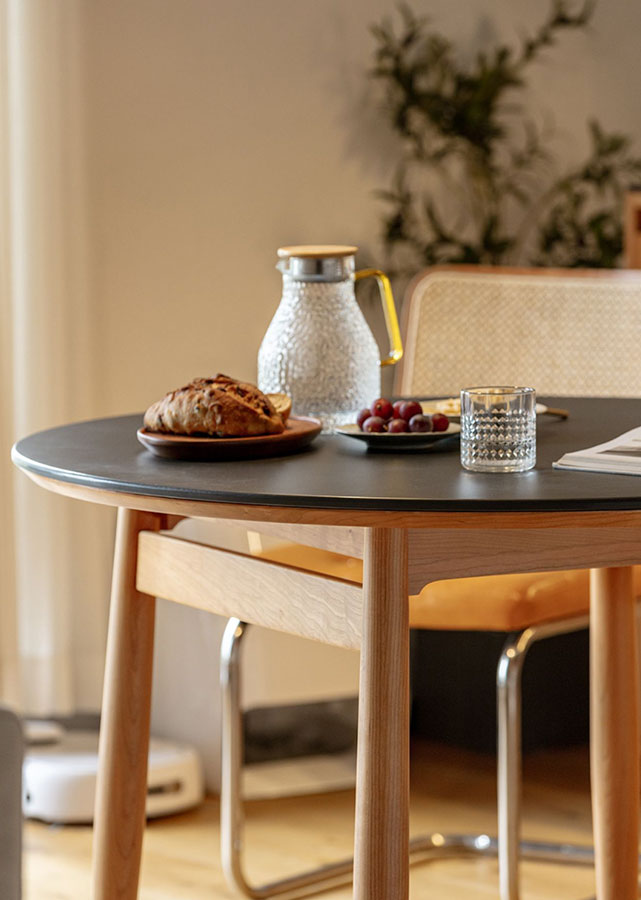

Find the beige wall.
xmin=76 ymin=0 xmax=641 ymax=788
xmin=84 ymin=0 xmax=393 ymax=414
xmin=82 ymin=0 xmax=641 ymax=417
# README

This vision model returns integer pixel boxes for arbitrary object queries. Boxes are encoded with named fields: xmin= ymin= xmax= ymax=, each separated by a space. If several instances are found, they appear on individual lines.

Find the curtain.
xmin=0 ymin=0 xmax=113 ymax=714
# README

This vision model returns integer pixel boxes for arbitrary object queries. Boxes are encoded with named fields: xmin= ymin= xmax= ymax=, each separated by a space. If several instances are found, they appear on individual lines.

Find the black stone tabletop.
xmin=11 ymin=397 xmax=641 ymax=513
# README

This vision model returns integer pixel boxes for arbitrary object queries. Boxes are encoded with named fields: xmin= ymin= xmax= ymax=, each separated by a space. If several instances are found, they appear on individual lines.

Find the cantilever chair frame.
xmin=218 ymin=265 xmax=641 ymax=900
xmin=220 ymin=614 xmax=599 ymax=900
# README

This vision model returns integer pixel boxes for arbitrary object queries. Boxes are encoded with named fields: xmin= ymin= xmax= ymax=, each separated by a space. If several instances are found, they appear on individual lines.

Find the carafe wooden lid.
xmin=277 ymin=245 xmax=358 ymax=259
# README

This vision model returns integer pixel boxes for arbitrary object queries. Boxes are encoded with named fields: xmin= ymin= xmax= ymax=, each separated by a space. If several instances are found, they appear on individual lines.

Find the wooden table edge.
xmin=20 ymin=469 xmax=641 ymax=531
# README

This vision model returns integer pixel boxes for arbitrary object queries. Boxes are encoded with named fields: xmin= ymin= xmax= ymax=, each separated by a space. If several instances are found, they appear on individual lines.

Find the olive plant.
xmin=370 ymin=1 xmax=641 ymax=272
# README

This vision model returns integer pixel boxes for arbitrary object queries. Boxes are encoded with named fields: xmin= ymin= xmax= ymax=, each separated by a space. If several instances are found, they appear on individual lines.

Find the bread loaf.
xmin=143 ymin=374 xmax=286 ymax=437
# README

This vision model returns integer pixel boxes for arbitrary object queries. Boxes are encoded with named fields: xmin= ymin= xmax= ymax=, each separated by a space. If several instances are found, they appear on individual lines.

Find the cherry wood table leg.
xmin=91 ymin=508 xmax=163 ymax=900
xmin=353 ymin=527 xmax=409 ymax=900
xmin=590 ymin=566 xmax=640 ymax=900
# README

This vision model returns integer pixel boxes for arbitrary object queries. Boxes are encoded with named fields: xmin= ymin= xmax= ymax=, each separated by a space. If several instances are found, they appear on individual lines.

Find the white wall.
xmin=76 ymin=0 xmax=641 ymax=789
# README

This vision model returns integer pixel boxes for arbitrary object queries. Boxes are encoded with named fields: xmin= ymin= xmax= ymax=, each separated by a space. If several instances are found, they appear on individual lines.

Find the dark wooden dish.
xmin=136 ymin=415 xmax=322 ymax=461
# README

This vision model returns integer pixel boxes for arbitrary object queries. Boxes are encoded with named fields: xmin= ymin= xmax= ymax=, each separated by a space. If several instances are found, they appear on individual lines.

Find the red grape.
xmin=370 ymin=398 xmax=393 ymax=420
xmin=392 ymin=400 xmax=405 ymax=419
xmin=388 ymin=418 xmax=409 ymax=433
xmin=431 ymin=412 xmax=450 ymax=432
xmin=400 ymin=400 xmax=422 ymax=422
xmin=409 ymin=413 xmax=433 ymax=433
xmin=362 ymin=415 xmax=386 ymax=433
xmin=356 ymin=407 xmax=372 ymax=429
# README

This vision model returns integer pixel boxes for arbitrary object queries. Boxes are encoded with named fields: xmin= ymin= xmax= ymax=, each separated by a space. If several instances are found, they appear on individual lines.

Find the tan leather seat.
xmin=412 ymin=567 xmax=641 ymax=631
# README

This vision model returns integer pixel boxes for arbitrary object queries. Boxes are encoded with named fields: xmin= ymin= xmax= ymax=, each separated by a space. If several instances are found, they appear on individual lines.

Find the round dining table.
xmin=12 ymin=396 xmax=641 ymax=900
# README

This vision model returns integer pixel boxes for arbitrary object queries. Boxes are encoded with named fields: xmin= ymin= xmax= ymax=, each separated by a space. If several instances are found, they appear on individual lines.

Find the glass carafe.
xmin=258 ymin=245 xmax=403 ymax=430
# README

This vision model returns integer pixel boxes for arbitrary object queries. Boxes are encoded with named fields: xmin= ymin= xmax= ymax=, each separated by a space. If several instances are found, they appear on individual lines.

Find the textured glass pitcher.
xmin=258 ymin=245 xmax=403 ymax=430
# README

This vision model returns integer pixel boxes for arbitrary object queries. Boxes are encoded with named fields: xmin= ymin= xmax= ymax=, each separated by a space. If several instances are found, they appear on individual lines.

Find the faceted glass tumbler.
xmin=460 ymin=386 xmax=536 ymax=473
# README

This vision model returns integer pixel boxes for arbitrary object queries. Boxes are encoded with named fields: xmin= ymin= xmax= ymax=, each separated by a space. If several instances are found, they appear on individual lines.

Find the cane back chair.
xmin=220 ymin=266 xmax=641 ymax=900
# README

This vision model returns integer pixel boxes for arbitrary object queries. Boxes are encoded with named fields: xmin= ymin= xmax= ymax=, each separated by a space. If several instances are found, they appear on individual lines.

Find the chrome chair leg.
xmin=497 ymin=614 xmax=594 ymax=900
xmin=220 ymin=619 xmax=502 ymax=898
xmin=220 ymin=613 xmax=624 ymax=900
xmin=220 ymin=618 xmax=356 ymax=898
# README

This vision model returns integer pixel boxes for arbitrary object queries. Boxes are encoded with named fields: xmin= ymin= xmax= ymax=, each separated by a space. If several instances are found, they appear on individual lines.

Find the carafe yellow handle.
xmin=355 ymin=268 xmax=403 ymax=367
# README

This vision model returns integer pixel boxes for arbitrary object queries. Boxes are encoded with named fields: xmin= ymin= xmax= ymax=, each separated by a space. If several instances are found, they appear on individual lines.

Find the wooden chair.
xmin=220 ymin=266 xmax=641 ymax=900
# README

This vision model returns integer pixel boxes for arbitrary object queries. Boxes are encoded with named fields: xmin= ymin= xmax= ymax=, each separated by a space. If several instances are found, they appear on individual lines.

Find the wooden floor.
xmin=24 ymin=738 xmax=597 ymax=899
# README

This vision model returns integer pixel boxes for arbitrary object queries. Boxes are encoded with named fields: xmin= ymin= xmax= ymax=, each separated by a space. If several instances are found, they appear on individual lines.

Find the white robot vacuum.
xmin=23 ymin=728 xmax=204 ymax=824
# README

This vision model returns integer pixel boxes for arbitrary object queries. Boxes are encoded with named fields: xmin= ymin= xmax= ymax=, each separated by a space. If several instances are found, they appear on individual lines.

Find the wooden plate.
xmin=137 ymin=416 xmax=322 ymax=461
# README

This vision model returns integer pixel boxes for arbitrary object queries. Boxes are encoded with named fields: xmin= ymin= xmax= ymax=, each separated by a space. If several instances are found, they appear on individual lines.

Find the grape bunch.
xmin=357 ymin=398 xmax=449 ymax=434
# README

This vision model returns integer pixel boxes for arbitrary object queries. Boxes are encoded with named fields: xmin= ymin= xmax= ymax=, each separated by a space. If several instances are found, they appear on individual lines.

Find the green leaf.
xmin=371 ymin=1 xmax=631 ymax=273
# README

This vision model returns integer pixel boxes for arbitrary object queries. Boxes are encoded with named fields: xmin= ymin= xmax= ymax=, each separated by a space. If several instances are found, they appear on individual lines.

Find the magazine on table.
xmin=553 ymin=425 xmax=641 ymax=476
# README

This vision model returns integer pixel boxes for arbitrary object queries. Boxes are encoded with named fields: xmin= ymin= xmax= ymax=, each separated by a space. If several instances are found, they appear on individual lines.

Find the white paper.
xmin=553 ymin=425 xmax=641 ymax=476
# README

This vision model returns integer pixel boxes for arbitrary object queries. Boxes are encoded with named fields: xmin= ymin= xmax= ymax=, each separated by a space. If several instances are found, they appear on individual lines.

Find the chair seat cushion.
xmin=251 ymin=542 xmax=641 ymax=633
xmin=410 ymin=568 xmax=641 ymax=631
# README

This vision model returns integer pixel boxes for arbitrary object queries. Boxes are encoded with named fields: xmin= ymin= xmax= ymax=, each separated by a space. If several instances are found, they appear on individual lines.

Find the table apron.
xmin=135 ymin=522 xmax=641 ymax=651
xmin=173 ymin=518 xmax=641 ymax=586
xmin=136 ymin=531 xmax=362 ymax=650
xmin=407 ymin=526 xmax=641 ymax=591
xmin=207 ymin=517 xmax=366 ymax=558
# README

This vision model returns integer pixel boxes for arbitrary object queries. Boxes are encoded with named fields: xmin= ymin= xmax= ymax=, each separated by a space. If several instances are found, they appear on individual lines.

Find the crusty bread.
xmin=266 ymin=392 xmax=292 ymax=422
xmin=143 ymin=374 xmax=285 ymax=437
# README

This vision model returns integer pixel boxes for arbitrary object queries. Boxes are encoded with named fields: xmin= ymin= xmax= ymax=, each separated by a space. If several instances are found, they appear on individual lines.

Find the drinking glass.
xmin=460 ymin=386 xmax=536 ymax=473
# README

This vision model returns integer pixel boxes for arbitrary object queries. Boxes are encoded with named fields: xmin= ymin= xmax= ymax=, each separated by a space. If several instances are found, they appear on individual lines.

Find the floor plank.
xmin=24 ymin=739 xmax=597 ymax=899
